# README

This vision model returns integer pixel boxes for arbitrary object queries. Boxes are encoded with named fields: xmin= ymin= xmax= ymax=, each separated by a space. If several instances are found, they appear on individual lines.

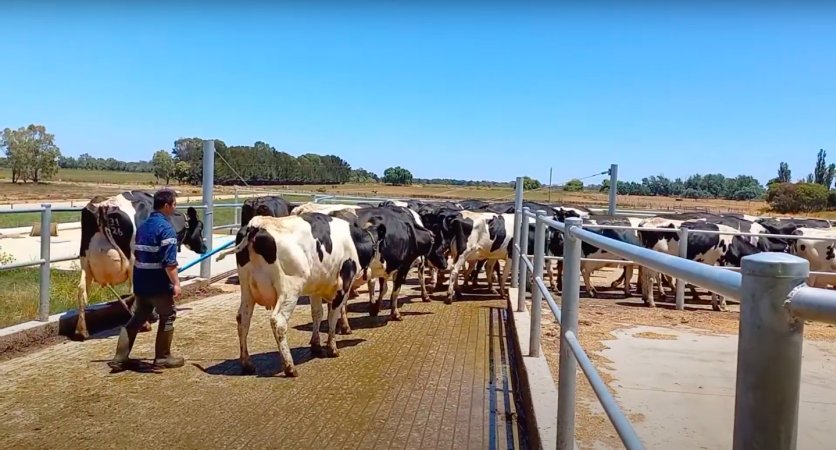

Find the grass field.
xmin=0 ymin=266 xmax=131 ymax=328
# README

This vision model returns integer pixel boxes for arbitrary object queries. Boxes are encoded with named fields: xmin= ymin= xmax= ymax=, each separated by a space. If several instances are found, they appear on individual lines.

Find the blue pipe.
xmin=178 ymin=239 xmax=236 ymax=274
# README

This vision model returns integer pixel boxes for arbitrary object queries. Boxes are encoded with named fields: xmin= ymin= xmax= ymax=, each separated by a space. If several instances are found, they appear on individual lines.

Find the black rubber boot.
xmin=153 ymin=327 xmax=184 ymax=369
xmin=107 ymin=327 xmax=139 ymax=372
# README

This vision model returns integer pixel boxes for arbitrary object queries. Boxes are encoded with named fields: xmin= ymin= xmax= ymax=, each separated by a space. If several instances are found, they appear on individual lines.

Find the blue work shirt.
xmin=133 ymin=211 xmax=179 ymax=297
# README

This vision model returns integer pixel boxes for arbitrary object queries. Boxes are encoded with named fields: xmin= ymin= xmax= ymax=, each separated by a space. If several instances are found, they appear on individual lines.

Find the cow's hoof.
xmin=73 ymin=331 xmax=89 ymax=342
xmin=338 ymin=325 xmax=352 ymax=335
xmin=421 ymin=296 xmax=431 ymax=303
xmin=444 ymin=297 xmax=453 ymax=305
xmin=284 ymin=367 xmax=298 ymax=378
xmin=241 ymin=361 xmax=256 ymax=375
xmin=368 ymin=302 xmax=380 ymax=317
xmin=139 ymin=322 xmax=152 ymax=333
xmin=587 ymin=289 xmax=598 ymax=298
xmin=326 ymin=346 xmax=339 ymax=358
xmin=389 ymin=313 xmax=402 ymax=322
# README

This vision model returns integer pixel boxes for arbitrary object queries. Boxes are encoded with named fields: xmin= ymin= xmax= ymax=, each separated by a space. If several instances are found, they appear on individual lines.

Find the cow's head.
xmin=352 ymin=216 xmax=387 ymax=273
xmin=425 ymin=232 xmax=449 ymax=271
xmin=174 ymin=207 xmax=208 ymax=254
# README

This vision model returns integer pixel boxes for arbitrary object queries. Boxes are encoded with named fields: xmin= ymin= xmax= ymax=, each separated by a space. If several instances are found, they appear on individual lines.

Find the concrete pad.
xmin=600 ymin=325 xmax=836 ymax=449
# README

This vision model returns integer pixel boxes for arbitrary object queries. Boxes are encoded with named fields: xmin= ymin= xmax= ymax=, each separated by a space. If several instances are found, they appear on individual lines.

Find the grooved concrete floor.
xmin=0 ymin=284 xmax=528 ymax=450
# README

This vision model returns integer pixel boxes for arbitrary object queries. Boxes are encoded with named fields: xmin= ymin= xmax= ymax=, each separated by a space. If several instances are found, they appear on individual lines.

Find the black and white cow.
xmin=75 ymin=191 xmax=207 ymax=340
xmin=790 ymin=227 xmax=836 ymax=288
xmin=216 ymin=213 xmax=382 ymax=377
xmin=547 ymin=215 xmax=644 ymax=298
xmin=240 ymin=195 xmax=294 ymax=227
xmin=757 ymin=217 xmax=832 ymax=253
xmin=352 ymin=206 xmax=447 ymax=320
xmin=446 ymin=211 xmax=515 ymax=303
xmin=637 ymin=218 xmax=738 ymax=311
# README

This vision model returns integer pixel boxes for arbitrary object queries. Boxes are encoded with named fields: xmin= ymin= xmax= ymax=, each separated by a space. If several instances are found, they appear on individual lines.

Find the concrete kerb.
xmin=0 ymin=277 xmax=209 ymax=356
xmin=506 ymin=287 xmax=560 ymax=450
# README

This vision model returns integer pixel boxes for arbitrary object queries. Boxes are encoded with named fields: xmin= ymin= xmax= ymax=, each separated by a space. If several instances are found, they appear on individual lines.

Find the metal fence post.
xmin=732 ymin=253 xmax=808 ymax=450
xmin=38 ymin=204 xmax=52 ymax=321
xmin=517 ymin=208 xmax=531 ymax=312
xmin=233 ymin=187 xmax=240 ymax=226
xmin=529 ymin=210 xmax=546 ymax=356
xmin=557 ymin=216 xmax=583 ymax=450
xmin=607 ymin=164 xmax=618 ymax=215
xmin=511 ymin=176 xmax=524 ymax=289
xmin=675 ymin=227 xmax=689 ymax=310
xmin=200 ymin=139 xmax=215 ymax=279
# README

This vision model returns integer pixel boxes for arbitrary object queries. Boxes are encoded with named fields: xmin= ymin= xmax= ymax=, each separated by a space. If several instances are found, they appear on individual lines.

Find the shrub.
xmin=563 ymin=179 xmax=584 ymax=192
xmin=767 ymin=182 xmax=828 ymax=213
xmin=829 ymin=190 xmax=836 ymax=209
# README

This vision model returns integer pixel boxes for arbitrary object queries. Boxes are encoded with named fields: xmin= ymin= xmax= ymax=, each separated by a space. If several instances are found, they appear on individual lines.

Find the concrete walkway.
xmin=0 ymin=287 xmax=528 ymax=449
xmin=600 ymin=325 xmax=836 ymax=449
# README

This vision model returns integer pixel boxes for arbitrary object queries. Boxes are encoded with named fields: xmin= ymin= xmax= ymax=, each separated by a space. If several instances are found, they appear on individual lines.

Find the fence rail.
xmin=510 ymin=172 xmax=836 ymax=449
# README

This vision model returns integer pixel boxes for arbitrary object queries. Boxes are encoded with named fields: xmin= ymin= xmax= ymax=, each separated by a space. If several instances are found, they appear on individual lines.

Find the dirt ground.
xmin=531 ymin=267 xmax=836 ymax=450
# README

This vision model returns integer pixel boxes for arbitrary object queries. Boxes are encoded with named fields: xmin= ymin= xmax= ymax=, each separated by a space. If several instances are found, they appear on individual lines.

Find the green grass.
xmin=0 ymin=266 xmax=131 ymax=328
xmin=0 ymin=168 xmax=156 ymax=185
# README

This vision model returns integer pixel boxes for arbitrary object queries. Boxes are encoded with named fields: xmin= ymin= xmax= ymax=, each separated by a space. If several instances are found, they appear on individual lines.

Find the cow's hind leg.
xmin=75 ymin=259 xmax=93 ymax=340
xmin=327 ymin=259 xmax=359 ymax=357
xmin=309 ymin=295 xmax=325 ymax=356
xmin=417 ymin=257 xmax=430 ymax=302
xmin=236 ymin=287 xmax=256 ymax=374
xmin=499 ymin=258 xmax=511 ymax=299
xmin=269 ymin=291 xmax=301 ymax=378
xmin=581 ymin=264 xmax=598 ymax=297
xmin=389 ymin=270 xmax=408 ymax=321
xmin=338 ymin=302 xmax=351 ymax=335
xmin=367 ymin=277 xmax=379 ymax=317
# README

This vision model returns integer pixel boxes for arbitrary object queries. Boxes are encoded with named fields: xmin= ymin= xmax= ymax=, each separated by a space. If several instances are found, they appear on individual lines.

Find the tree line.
xmin=4 ymin=123 xmax=836 ymax=213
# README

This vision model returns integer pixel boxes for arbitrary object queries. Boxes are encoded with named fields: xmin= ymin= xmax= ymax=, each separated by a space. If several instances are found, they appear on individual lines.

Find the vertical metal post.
xmin=200 ymin=139 xmax=215 ymax=279
xmin=38 ymin=204 xmax=52 ymax=321
xmin=510 ymin=176 xmax=524 ymax=289
xmin=732 ymin=253 xmax=808 ymax=450
xmin=675 ymin=227 xmax=689 ymax=310
xmin=557 ymin=216 xmax=583 ymax=450
xmin=607 ymin=164 xmax=618 ymax=215
xmin=233 ymin=187 xmax=240 ymax=226
xmin=517 ymin=208 xmax=531 ymax=312
xmin=529 ymin=210 xmax=547 ymax=357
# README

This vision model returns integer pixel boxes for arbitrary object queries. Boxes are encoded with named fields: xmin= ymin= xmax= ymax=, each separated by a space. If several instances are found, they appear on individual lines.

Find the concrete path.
xmin=600 ymin=325 xmax=836 ymax=449
xmin=0 ymin=286 xmax=528 ymax=449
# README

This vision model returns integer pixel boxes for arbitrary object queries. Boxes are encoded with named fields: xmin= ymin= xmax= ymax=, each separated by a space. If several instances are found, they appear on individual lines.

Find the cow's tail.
xmin=97 ymin=206 xmax=130 ymax=270
xmin=216 ymin=232 xmax=251 ymax=262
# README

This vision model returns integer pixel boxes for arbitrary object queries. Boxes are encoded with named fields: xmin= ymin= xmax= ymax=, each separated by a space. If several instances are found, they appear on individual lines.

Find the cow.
xmin=240 ymin=195 xmax=294 ymax=226
xmin=352 ymin=206 xmax=447 ymax=320
xmin=548 ymin=215 xmax=644 ymax=298
xmin=75 ymin=191 xmax=207 ymax=340
xmin=790 ymin=227 xmax=836 ymax=288
xmin=757 ymin=217 xmax=832 ymax=253
xmin=637 ymin=218 xmax=738 ymax=311
xmin=446 ymin=212 xmax=515 ymax=303
xmin=215 ymin=213 xmax=383 ymax=377
xmin=291 ymin=202 xmax=361 ymax=221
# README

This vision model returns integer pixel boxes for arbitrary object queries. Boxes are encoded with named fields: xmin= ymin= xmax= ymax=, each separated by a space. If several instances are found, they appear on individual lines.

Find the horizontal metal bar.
xmin=787 ymin=286 xmax=836 ymax=325
xmin=51 ymin=255 xmax=80 ymax=263
xmin=535 ymin=277 xmax=562 ymax=322
xmin=0 ymin=259 xmax=45 ymax=271
xmin=564 ymin=330 xmax=646 ymax=450
xmin=570 ymin=226 xmax=742 ymax=299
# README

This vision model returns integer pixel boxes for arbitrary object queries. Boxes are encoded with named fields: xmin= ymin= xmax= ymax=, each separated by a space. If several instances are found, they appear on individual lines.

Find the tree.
xmin=563 ymin=179 xmax=583 ymax=192
xmin=814 ymin=149 xmax=830 ymax=187
xmin=382 ymin=166 xmax=413 ymax=185
xmin=522 ymin=176 xmax=541 ymax=190
xmin=1 ymin=124 xmax=61 ymax=183
xmin=151 ymin=150 xmax=175 ymax=184
xmin=767 ymin=182 xmax=828 ymax=213
xmin=349 ymin=168 xmax=379 ymax=183
xmin=174 ymin=161 xmax=191 ymax=184
xmin=777 ymin=162 xmax=791 ymax=183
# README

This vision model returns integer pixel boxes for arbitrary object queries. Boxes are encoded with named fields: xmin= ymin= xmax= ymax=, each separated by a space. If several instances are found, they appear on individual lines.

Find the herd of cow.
xmin=73 ymin=190 xmax=836 ymax=377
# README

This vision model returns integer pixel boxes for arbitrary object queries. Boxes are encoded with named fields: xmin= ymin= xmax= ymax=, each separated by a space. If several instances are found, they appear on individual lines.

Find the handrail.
xmin=513 ymin=191 xmax=836 ymax=450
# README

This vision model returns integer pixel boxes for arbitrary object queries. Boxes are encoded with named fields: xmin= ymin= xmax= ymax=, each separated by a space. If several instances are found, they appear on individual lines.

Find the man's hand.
xmin=165 ymin=265 xmax=181 ymax=299
xmin=172 ymin=284 xmax=182 ymax=299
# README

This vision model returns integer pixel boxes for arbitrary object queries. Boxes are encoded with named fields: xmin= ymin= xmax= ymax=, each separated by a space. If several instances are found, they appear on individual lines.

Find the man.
xmin=108 ymin=189 xmax=185 ymax=372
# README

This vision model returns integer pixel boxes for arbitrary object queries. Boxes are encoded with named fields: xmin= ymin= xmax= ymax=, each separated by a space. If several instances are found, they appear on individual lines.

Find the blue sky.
xmin=2 ymin=2 xmax=836 ymax=185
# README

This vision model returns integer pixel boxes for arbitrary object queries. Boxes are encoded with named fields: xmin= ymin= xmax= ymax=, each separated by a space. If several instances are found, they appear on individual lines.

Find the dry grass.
xmin=1 ymin=170 xmax=774 ymax=216
xmin=531 ymin=268 xmax=836 ymax=449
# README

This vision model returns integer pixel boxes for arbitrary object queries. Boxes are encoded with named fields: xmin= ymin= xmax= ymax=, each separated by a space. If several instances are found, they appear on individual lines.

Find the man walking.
xmin=108 ymin=189 xmax=185 ymax=372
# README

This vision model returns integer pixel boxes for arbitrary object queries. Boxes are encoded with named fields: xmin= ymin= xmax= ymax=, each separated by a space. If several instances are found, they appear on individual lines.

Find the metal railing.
xmin=0 ymin=201 xmax=250 ymax=323
xmin=511 ymin=200 xmax=836 ymax=449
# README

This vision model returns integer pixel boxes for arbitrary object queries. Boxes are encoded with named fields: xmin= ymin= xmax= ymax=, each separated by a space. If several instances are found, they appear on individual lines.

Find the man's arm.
xmin=160 ymin=227 xmax=181 ymax=298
